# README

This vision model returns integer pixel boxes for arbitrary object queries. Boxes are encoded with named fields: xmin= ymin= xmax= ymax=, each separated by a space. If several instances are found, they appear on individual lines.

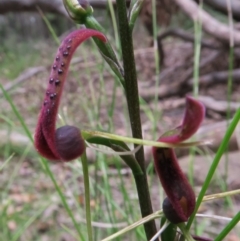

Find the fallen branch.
xmin=0 ymin=66 xmax=46 ymax=96
xmin=179 ymin=51 xmax=221 ymax=84
xmin=198 ymin=95 xmax=240 ymax=113
xmin=158 ymin=28 xmax=222 ymax=49
xmin=173 ymin=0 xmax=240 ymax=45
xmin=204 ymin=0 xmax=240 ymax=21
xmin=188 ymin=69 xmax=240 ymax=87
xmin=139 ymin=51 xmax=221 ymax=99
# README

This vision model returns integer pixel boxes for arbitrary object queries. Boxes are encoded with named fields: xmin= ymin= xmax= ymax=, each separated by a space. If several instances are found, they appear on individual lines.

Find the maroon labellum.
xmin=55 ymin=125 xmax=85 ymax=161
xmin=152 ymin=96 xmax=205 ymax=223
xmin=34 ymin=29 xmax=107 ymax=162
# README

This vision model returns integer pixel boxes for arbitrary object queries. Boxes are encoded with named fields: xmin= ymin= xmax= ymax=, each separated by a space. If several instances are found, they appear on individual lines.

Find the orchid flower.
xmin=34 ymin=28 xmax=107 ymax=162
xmin=152 ymin=96 xmax=205 ymax=223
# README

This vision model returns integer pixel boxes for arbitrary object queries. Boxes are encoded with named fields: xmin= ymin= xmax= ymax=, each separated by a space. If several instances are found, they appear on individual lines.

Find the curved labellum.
xmin=34 ymin=29 xmax=107 ymax=161
xmin=154 ymin=148 xmax=196 ymax=223
xmin=160 ymin=96 xmax=205 ymax=143
xmin=152 ymin=96 xmax=205 ymax=223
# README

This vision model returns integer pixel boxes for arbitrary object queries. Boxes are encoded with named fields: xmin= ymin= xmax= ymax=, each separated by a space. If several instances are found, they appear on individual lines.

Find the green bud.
xmin=63 ymin=0 xmax=93 ymax=24
xmin=129 ymin=0 xmax=144 ymax=33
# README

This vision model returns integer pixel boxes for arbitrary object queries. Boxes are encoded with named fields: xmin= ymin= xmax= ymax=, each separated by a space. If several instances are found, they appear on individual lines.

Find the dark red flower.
xmin=34 ymin=29 xmax=106 ymax=162
xmin=152 ymin=96 xmax=205 ymax=223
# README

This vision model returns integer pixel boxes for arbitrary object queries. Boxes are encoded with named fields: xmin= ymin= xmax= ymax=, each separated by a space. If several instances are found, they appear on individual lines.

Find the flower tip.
xmin=185 ymin=95 xmax=206 ymax=118
xmin=159 ymin=96 xmax=205 ymax=144
xmin=178 ymin=95 xmax=205 ymax=141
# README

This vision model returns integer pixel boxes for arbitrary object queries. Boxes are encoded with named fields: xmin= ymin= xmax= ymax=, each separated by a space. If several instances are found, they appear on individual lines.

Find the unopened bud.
xmin=63 ymin=0 xmax=93 ymax=24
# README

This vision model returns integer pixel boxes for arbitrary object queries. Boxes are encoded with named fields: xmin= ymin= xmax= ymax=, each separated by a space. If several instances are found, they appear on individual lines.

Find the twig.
xmin=0 ymin=66 xmax=45 ymax=96
xmin=173 ymin=0 xmax=240 ymax=45
xmin=139 ymin=51 xmax=221 ymax=99
xmin=158 ymin=28 xmax=222 ymax=49
xmin=197 ymin=95 xmax=240 ymax=113
xmin=204 ymin=0 xmax=240 ymax=21
xmin=188 ymin=69 xmax=240 ymax=86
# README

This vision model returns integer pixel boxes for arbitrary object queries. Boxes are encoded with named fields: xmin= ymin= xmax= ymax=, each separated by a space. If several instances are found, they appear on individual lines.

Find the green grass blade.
xmin=0 ymin=153 xmax=14 ymax=171
xmin=0 ymin=84 xmax=33 ymax=142
xmin=42 ymin=159 xmax=85 ymax=240
xmin=187 ymin=109 xmax=240 ymax=229
xmin=37 ymin=6 xmax=60 ymax=45
xmin=178 ymin=223 xmax=196 ymax=241
xmin=160 ymin=217 xmax=176 ymax=241
xmin=81 ymin=151 xmax=93 ymax=241
xmin=0 ymin=83 xmax=85 ymax=239
xmin=213 ymin=212 xmax=240 ymax=241
xmin=10 ymin=204 xmax=50 ymax=241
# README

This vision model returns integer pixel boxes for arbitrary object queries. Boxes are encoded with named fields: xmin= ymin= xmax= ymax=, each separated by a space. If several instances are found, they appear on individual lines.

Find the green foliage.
xmin=0 ymin=40 xmax=40 ymax=79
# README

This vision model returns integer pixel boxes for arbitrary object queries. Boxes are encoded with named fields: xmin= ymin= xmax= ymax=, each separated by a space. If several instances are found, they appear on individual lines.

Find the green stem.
xmin=193 ymin=17 xmax=202 ymax=97
xmin=129 ymin=0 xmax=144 ymax=33
xmin=115 ymin=0 xmax=157 ymax=239
xmin=37 ymin=6 xmax=60 ymax=45
xmin=81 ymin=151 xmax=93 ymax=241
xmin=224 ymin=46 xmax=234 ymax=196
xmin=178 ymin=223 xmax=195 ymax=241
xmin=187 ymin=109 xmax=240 ymax=229
xmin=115 ymin=0 xmax=143 ymax=171
xmin=63 ymin=0 xmax=125 ymax=86
xmin=85 ymin=15 xmax=125 ymax=86
xmin=101 ymin=210 xmax=163 ymax=241
xmin=213 ymin=212 xmax=240 ymax=241
xmin=83 ymin=129 xmax=203 ymax=148
xmin=160 ymin=218 xmax=177 ymax=241
xmin=86 ymin=136 xmax=143 ymax=176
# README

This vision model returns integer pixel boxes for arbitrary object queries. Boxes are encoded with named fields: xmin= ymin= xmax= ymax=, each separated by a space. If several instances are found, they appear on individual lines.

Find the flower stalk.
xmin=115 ymin=0 xmax=157 ymax=238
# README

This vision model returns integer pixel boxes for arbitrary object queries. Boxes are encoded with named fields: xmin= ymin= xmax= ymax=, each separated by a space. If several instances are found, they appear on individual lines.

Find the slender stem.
xmin=83 ymin=130 xmax=204 ymax=148
xmin=106 ymin=0 xmax=120 ymax=48
xmin=101 ymin=210 xmax=163 ymax=241
xmin=129 ymin=0 xmax=144 ymax=33
xmin=225 ymin=45 xmax=234 ymax=197
xmin=81 ymin=151 xmax=93 ymax=241
xmin=37 ymin=6 xmax=60 ymax=45
xmin=87 ymin=135 xmax=143 ymax=175
xmin=193 ymin=9 xmax=202 ymax=97
xmin=160 ymin=218 xmax=177 ymax=241
xmin=178 ymin=223 xmax=195 ymax=241
xmin=115 ymin=0 xmax=157 ymax=239
xmin=85 ymin=15 xmax=125 ymax=86
xmin=115 ymin=1 xmax=143 ymax=162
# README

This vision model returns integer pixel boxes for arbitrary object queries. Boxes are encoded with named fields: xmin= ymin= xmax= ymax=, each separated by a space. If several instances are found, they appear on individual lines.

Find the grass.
xmin=0 ymin=38 xmax=43 ymax=80
xmin=0 ymin=1 xmax=240 ymax=241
